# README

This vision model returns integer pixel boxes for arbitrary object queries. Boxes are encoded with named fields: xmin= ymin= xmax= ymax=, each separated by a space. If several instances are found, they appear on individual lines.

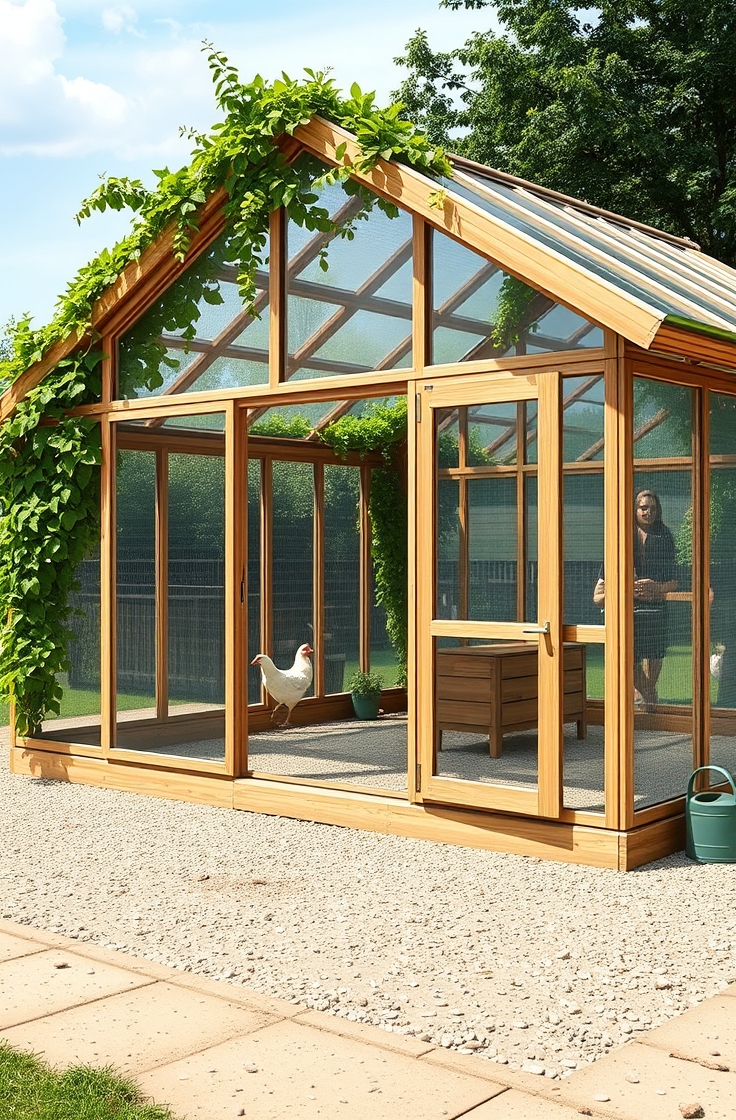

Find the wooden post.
xmin=227 ymin=402 xmax=247 ymax=776
xmin=537 ymin=371 xmax=563 ymax=819
xmin=412 ymin=218 xmax=431 ymax=370
xmin=313 ymin=462 xmax=325 ymax=696
xmin=269 ymin=208 xmax=286 ymax=387
xmin=100 ymin=417 xmax=116 ymax=753
xmin=603 ymin=332 xmax=622 ymax=830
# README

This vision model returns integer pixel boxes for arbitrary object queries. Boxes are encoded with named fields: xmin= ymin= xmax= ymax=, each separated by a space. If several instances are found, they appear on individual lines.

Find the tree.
xmin=395 ymin=0 xmax=736 ymax=264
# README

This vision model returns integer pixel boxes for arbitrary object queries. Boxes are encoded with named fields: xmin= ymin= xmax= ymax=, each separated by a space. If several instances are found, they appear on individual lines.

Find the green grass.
xmin=0 ymin=687 xmax=161 ymax=729
xmin=0 ymin=1043 xmax=176 ymax=1120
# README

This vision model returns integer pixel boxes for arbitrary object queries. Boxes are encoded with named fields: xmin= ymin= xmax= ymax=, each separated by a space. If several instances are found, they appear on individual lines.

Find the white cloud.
xmin=101 ymin=5 xmax=140 ymax=35
xmin=0 ymin=0 xmax=203 ymax=158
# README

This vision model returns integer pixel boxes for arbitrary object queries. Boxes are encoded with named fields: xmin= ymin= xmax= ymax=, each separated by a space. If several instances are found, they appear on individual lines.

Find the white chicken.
xmin=251 ymin=644 xmax=314 ymax=727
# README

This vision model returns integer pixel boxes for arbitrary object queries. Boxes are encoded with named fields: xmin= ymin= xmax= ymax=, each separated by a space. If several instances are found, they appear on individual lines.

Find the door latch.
xmin=522 ymin=620 xmax=550 ymax=635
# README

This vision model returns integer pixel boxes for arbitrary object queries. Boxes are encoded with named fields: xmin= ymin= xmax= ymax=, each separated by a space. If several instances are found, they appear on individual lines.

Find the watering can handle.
xmin=687 ymin=766 xmax=736 ymax=799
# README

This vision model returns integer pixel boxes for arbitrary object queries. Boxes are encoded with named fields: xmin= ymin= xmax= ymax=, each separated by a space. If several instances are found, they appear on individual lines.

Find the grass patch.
xmin=0 ymin=1042 xmax=176 ymax=1119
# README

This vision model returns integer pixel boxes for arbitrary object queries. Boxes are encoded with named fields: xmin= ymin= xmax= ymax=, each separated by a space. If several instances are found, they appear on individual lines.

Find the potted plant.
xmin=347 ymin=669 xmax=385 ymax=720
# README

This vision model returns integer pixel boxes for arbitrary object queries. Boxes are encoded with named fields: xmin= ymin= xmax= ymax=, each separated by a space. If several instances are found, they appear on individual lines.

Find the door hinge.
xmin=415 ymin=762 xmax=422 ymax=790
xmin=415 ymin=393 xmax=421 ymax=422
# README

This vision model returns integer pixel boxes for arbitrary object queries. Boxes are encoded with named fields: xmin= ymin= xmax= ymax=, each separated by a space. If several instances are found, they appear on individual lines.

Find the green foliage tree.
xmin=396 ymin=0 xmax=736 ymax=265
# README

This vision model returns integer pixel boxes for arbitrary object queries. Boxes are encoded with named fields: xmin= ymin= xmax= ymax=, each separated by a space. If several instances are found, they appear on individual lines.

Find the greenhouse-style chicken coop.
xmin=6 ymin=103 xmax=736 ymax=869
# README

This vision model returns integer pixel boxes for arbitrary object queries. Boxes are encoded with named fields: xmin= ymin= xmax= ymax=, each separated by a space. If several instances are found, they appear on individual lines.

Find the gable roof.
xmin=4 ymin=114 xmax=736 ymax=421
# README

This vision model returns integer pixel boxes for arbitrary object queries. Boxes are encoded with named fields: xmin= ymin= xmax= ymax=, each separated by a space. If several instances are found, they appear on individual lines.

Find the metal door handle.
xmin=522 ymin=620 xmax=550 ymax=635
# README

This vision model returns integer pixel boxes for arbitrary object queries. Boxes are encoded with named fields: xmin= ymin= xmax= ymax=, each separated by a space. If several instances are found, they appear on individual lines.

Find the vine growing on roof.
xmin=0 ymin=47 xmax=450 ymax=734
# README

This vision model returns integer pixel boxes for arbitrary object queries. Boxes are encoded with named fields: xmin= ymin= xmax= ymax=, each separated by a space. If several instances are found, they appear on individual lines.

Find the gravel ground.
xmin=2 ymin=752 xmax=736 ymax=1081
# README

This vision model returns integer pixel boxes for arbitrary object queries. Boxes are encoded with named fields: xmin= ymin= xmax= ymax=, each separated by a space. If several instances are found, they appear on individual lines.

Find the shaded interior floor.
xmin=33 ymin=709 xmax=736 ymax=813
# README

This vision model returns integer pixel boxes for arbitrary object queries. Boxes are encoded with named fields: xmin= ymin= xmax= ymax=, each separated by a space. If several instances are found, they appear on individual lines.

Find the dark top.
xmin=597 ymin=524 xmax=677 ymax=610
xmin=634 ymin=524 xmax=677 ymax=599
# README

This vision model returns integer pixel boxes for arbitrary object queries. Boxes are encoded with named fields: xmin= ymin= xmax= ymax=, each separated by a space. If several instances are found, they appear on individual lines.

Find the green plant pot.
xmin=351 ymin=692 xmax=380 ymax=720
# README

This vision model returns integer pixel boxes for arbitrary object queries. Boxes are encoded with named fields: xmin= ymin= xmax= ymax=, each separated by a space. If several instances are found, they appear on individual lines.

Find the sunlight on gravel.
xmin=2 ymin=749 xmax=735 ymax=1080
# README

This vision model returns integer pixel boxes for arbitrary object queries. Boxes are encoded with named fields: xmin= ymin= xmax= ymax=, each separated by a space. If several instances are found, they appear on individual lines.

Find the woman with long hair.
xmin=632 ymin=489 xmax=677 ymax=710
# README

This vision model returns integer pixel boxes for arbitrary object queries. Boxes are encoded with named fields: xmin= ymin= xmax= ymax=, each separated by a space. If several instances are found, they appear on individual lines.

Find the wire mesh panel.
xmin=271 ymin=460 xmax=315 ymax=686
xmin=38 ymin=546 xmax=102 ymax=744
xmin=247 ymin=457 xmax=263 ymax=705
xmin=709 ymin=396 xmax=736 ymax=775
xmin=563 ymin=643 xmax=604 ymax=812
xmin=115 ymin=418 xmax=227 ymax=762
xmin=467 ymin=477 xmax=518 ymax=622
xmin=632 ymin=379 xmax=695 ymax=809
xmin=168 ymin=453 xmax=225 ymax=713
xmin=324 ymin=465 xmax=360 ymax=694
xmin=116 ymin=450 xmax=156 ymax=716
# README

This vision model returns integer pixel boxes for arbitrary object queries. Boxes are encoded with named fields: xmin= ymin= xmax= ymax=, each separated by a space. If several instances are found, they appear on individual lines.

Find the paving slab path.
xmin=0 ymin=919 xmax=733 ymax=1120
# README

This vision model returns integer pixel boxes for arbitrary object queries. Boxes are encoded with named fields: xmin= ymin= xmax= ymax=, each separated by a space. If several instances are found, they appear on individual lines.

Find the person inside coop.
xmin=593 ymin=489 xmax=677 ymax=712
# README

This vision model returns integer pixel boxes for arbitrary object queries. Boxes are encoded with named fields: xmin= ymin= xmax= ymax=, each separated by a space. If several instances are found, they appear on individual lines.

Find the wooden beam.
xmin=100 ymin=418 xmax=115 ymax=755
xmin=269 ymin=207 xmax=286 ymax=388
xmin=652 ymin=323 xmax=736 ymax=371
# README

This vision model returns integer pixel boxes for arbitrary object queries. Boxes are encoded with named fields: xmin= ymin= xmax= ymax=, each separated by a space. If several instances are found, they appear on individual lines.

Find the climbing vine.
xmin=0 ymin=48 xmax=450 ymax=732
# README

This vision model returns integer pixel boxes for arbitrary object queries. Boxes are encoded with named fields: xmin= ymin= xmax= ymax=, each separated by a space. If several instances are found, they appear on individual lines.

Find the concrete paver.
xmin=137 ymin=1018 xmax=505 ymax=1120
xmin=552 ymin=1039 xmax=736 ymax=1120
xmin=0 ymin=921 xmax=735 ymax=1120
xmin=0 ymin=948 xmax=152 ymax=1030
xmin=1 ymin=982 xmax=275 ymax=1074
xmin=643 ymin=992 xmax=736 ymax=1067
xmin=0 ymin=930 xmax=47 ymax=963
xmin=459 ymin=1087 xmax=594 ymax=1118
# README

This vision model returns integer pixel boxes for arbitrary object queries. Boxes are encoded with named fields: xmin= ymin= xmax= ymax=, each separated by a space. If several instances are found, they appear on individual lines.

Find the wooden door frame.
xmin=413 ymin=367 xmax=565 ymax=818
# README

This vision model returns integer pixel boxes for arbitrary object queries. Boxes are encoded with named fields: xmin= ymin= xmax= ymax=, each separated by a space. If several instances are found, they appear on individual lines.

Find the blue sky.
xmin=0 ymin=0 xmax=494 ymax=335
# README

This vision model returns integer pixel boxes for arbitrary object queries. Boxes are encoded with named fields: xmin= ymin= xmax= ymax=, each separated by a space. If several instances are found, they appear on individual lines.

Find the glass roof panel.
xmin=447 ymin=169 xmax=736 ymax=336
xmin=431 ymin=223 xmax=601 ymax=364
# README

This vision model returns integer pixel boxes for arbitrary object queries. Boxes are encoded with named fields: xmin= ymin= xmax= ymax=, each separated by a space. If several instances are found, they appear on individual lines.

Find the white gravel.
xmin=2 ymin=750 xmax=736 ymax=1080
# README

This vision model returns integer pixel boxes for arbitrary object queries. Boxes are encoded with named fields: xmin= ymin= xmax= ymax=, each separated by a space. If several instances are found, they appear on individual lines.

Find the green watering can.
xmin=686 ymin=766 xmax=736 ymax=863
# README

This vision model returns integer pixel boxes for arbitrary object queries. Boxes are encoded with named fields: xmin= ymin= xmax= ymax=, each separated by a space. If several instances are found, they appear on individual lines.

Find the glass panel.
xmin=286 ymin=170 xmax=412 ymax=380
xmin=632 ymin=379 xmax=694 ymax=809
xmin=38 ymin=547 xmax=102 ymax=746
xmin=434 ymin=636 xmax=539 ymax=790
xmin=371 ymin=566 xmax=401 ymax=686
xmin=247 ymin=458 xmax=262 ymax=706
xmin=563 ymin=375 xmax=604 ymax=463
xmin=564 ymin=473 xmax=604 ymax=626
xmin=437 ymin=409 xmax=460 ymax=469
xmin=116 ymin=450 xmax=156 ymax=720
xmin=324 ymin=465 xmax=360 ymax=695
xmin=563 ymin=642 xmax=604 ymax=813
xmin=167 ymin=453 xmax=225 ymax=741
xmin=709 ymin=396 xmax=736 ymax=774
xmin=431 ymin=228 xmax=603 ymax=365
xmin=468 ymin=402 xmax=516 ymax=464
xmin=117 ymin=233 xmax=269 ymax=399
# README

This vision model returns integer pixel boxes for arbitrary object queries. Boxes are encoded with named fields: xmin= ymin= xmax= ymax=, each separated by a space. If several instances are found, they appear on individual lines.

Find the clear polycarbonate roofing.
xmin=444 ymin=163 xmax=736 ymax=343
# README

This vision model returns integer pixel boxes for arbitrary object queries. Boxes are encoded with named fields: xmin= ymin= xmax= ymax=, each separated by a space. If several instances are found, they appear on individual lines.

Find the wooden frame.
xmin=12 ymin=125 xmax=736 ymax=869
